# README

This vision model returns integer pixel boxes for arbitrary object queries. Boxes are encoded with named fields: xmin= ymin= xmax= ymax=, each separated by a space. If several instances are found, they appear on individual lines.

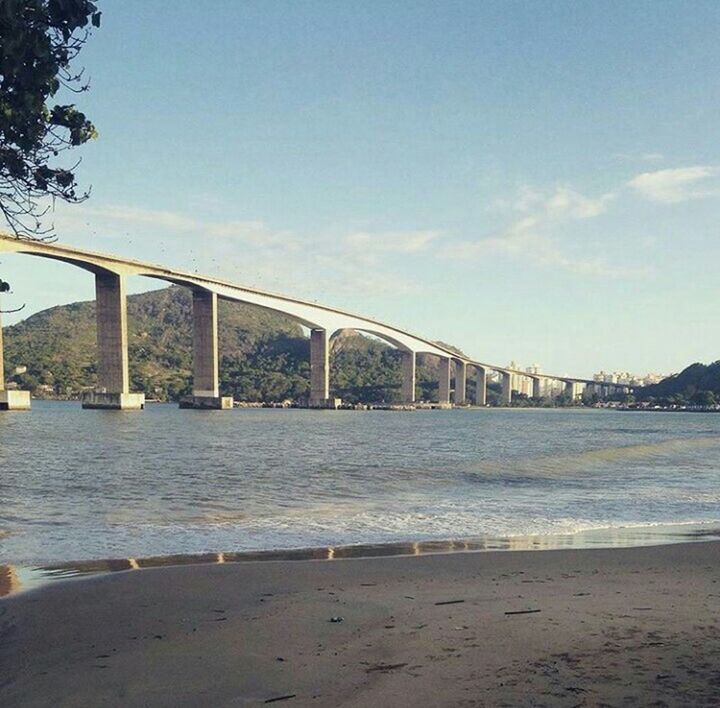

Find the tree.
xmin=0 ymin=0 xmax=101 ymax=239
xmin=554 ymin=391 xmax=574 ymax=407
xmin=691 ymin=390 xmax=716 ymax=407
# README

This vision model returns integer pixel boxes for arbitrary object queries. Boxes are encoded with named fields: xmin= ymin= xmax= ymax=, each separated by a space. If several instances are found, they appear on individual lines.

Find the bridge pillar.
xmin=400 ymin=350 xmax=415 ymax=404
xmin=81 ymin=273 xmax=144 ymax=410
xmin=309 ymin=329 xmax=339 ymax=408
xmin=531 ymin=377 xmax=542 ymax=399
xmin=500 ymin=371 xmax=512 ymax=406
xmin=475 ymin=366 xmax=487 ymax=406
xmin=438 ymin=356 xmax=451 ymax=407
xmin=0 ymin=310 xmax=30 ymax=411
xmin=180 ymin=290 xmax=233 ymax=410
xmin=454 ymin=360 xmax=467 ymax=405
xmin=564 ymin=380 xmax=575 ymax=399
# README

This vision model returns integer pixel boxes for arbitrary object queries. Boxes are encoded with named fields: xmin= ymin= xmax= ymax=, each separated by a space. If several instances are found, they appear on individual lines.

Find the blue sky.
xmin=2 ymin=0 xmax=719 ymax=377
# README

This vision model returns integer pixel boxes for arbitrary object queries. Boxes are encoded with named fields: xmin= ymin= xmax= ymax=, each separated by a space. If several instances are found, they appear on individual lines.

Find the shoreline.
xmin=3 ymin=520 xmax=719 ymax=600
xmin=1 ymin=540 xmax=719 ymax=706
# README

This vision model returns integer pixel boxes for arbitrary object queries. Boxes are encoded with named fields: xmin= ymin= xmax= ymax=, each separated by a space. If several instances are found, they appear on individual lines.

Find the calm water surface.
xmin=1 ymin=402 xmax=719 ymax=566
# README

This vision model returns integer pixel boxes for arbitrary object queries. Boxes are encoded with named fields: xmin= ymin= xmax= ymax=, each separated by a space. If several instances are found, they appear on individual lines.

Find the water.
xmin=1 ymin=402 xmax=720 ymax=568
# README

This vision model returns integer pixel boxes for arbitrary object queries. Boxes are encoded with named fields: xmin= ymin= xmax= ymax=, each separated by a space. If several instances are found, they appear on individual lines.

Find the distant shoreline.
xmin=618 ymin=406 xmax=720 ymax=413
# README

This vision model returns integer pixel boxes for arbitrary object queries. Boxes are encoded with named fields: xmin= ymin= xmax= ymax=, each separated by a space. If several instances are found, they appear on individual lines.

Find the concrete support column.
xmin=454 ymin=360 xmax=467 ymax=404
xmin=179 ymin=290 xmax=233 ymax=409
xmin=310 ymin=328 xmax=336 ymax=408
xmin=475 ymin=366 xmax=487 ymax=406
xmin=82 ymin=272 xmax=144 ymax=410
xmin=564 ymin=380 xmax=575 ymax=398
xmin=500 ymin=371 xmax=512 ymax=406
xmin=193 ymin=290 xmax=218 ymax=397
xmin=532 ymin=377 xmax=542 ymax=399
xmin=0 ymin=309 xmax=30 ymax=410
xmin=400 ymin=350 xmax=415 ymax=404
xmin=96 ymin=272 xmax=128 ymax=394
xmin=438 ymin=356 xmax=451 ymax=406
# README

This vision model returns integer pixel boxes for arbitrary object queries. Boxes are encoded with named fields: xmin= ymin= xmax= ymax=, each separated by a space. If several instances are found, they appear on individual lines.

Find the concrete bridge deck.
xmin=0 ymin=234 xmax=630 ymax=409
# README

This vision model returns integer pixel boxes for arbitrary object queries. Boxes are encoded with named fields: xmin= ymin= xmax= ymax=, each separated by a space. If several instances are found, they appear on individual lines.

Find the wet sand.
xmin=1 ymin=541 xmax=719 ymax=707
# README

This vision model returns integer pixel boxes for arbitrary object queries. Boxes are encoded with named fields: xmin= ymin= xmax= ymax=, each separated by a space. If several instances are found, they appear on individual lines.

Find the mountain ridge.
xmin=2 ymin=286 xmax=453 ymax=404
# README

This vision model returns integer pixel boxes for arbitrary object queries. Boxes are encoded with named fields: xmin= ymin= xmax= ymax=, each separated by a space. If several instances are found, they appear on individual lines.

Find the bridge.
xmin=0 ymin=233 xmax=631 ymax=410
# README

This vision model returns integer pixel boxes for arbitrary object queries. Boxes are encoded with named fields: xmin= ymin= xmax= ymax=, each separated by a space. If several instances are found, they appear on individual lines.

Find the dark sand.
xmin=1 ymin=541 xmax=719 ymax=707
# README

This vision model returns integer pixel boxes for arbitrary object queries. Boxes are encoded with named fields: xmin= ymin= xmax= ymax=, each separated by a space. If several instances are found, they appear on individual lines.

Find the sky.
xmin=2 ymin=0 xmax=719 ymax=378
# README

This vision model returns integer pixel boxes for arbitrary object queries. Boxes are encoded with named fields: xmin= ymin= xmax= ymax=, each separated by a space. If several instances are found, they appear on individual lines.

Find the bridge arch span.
xmin=0 ymin=233 xmax=631 ymax=410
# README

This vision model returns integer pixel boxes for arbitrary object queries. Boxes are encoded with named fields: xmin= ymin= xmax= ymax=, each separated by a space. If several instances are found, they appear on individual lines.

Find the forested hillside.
xmin=637 ymin=361 xmax=720 ymax=406
xmin=2 ymin=287 xmax=461 ymax=404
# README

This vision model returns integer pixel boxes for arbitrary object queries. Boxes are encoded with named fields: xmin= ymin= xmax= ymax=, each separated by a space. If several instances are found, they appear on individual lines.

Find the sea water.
xmin=1 ymin=401 xmax=719 ymax=567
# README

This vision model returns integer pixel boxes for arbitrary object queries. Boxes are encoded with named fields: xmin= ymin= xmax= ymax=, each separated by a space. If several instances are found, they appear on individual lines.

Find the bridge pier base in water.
xmin=81 ymin=272 xmax=145 ymax=410
xmin=81 ymin=391 xmax=145 ymax=410
xmin=179 ymin=395 xmax=234 ymax=410
xmin=0 ymin=310 xmax=30 ymax=410
xmin=0 ymin=390 xmax=31 ymax=410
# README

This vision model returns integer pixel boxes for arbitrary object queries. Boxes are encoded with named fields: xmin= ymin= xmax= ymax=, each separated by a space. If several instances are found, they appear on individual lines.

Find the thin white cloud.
xmin=57 ymin=204 xmax=438 ymax=257
xmin=49 ymin=176 xmax=651 ymax=296
xmin=50 ymin=202 xmax=431 ymax=299
xmin=78 ymin=205 xmax=199 ymax=231
xmin=55 ymin=203 xmax=303 ymax=251
xmin=345 ymin=229 xmax=440 ymax=253
xmin=444 ymin=185 xmax=638 ymax=278
xmin=627 ymin=165 xmax=720 ymax=203
xmin=613 ymin=152 xmax=665 ymax=163
xmin=515 ymin=185 xmax=613 ymax=216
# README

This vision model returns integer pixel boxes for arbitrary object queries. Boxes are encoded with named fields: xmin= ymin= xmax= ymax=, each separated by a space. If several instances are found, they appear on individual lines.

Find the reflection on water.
xmin=3 ymin=523 xmax=719 ymax=599
xmin=0 ymin=564 xmax=20 ymax=596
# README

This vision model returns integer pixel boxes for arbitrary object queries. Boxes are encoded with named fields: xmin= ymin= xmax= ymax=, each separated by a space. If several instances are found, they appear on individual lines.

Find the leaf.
xmin=0 ymin=0 xmax=101 ymax=236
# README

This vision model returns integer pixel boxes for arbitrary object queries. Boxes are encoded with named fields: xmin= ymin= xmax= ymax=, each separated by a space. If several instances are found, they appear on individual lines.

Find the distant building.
xmin=593 ymin=370 xmax=668 ymax=388
xmin=506 ymin=362 xmax=552 ymax=397
xmin=508 ymin=361 xmax=532 ymax=396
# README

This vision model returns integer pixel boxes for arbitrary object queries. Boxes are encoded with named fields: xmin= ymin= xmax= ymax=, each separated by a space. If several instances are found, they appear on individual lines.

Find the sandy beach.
xmin=1 ymin=541 xmax=719 ymax=707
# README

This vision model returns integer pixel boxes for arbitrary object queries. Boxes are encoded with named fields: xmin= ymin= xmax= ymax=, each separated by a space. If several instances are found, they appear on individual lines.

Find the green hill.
xmin=637 ymin=361 xmax=720 ymax=406
xmin=2 ymin=286 xmax=457 ymax=404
